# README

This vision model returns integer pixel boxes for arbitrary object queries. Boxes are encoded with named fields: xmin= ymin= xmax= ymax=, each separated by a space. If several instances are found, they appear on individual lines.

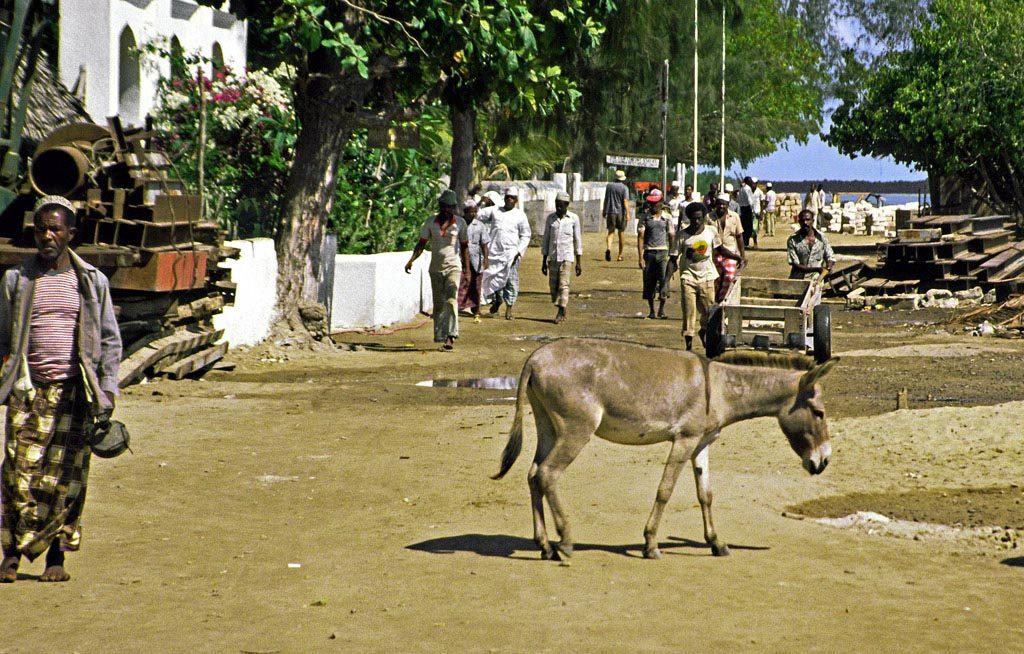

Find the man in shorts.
xmin=603 ymin=170 xmax=631 ymax=262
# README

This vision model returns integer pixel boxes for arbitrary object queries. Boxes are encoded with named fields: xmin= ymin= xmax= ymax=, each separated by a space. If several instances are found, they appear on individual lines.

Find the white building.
xmin=57 ymin=0 xmax=247 ymax=127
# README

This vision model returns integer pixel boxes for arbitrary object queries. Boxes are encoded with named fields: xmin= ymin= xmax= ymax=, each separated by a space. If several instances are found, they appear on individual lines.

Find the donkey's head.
xmin=777 ymin=358 xmax=839 ymax=475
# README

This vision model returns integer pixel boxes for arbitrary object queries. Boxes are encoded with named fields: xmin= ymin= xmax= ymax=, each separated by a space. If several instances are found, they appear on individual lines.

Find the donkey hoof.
xmin=556 ymin=543 xmax=573 ymax=559
xmin=643 ymin=547 xmax=662 ymax=560
xmin=711 ymin=543 xmax=731 ymax=557
xmin=540 ymin=545 xmax=556 ymax=560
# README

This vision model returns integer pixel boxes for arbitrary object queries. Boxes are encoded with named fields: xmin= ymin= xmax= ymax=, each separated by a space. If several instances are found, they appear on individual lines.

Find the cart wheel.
xmin=813 ymin=304 xmax=832 ymax=363
xmin=706 ymin=305 xmax=725 ymax=358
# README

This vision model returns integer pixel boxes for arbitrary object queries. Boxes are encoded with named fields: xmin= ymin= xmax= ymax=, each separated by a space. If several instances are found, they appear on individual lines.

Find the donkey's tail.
xmin=491 ymin=360 xmax=533 ymax=480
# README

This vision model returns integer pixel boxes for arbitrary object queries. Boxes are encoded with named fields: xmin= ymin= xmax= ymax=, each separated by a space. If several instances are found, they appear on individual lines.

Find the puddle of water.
xmin=416 ymin=376 xmax=518 ymax=390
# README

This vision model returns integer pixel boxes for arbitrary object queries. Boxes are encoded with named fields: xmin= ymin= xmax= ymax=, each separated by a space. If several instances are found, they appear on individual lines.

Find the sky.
xmin=741 ymin=133 xmax=925 ymax=183
xmin=739 ymin=97 xmax=924 ymax=183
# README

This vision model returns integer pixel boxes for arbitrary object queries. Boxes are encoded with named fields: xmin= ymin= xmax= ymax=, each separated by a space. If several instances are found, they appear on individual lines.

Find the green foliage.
xmin=332 ymin=108 xmax=450 ymax=255
xmin=149 ymin=45 xmax=447 ymax=251
xmin=148 ymin=54 xmax=297 ymax=238
xmin=828 ymin=0 xmax=1024 ymax=212
xmin=554 ymin=0 xmax=825 ymax=175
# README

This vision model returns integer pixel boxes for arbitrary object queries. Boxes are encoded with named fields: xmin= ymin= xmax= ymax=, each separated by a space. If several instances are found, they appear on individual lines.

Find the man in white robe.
xmin=481 ymin=187 xmax=531 ymax=320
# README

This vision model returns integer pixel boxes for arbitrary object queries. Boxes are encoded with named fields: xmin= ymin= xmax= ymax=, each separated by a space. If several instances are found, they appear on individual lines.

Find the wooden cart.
xmin=706 ymin=276 xmax=832 ymax=363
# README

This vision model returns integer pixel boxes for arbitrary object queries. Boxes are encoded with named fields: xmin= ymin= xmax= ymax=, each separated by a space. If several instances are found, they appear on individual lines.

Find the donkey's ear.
xmin=799 ymin=357 xmax=840 ymax=393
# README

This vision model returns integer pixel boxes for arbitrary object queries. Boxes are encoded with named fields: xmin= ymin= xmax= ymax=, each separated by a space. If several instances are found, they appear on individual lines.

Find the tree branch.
xmin=337 ymin=0 xmax=428 ymax=58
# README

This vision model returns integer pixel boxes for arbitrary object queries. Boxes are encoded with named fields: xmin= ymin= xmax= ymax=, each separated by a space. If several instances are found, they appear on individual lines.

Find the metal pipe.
xmin=29 ymin=145 xmax=90 ymax=196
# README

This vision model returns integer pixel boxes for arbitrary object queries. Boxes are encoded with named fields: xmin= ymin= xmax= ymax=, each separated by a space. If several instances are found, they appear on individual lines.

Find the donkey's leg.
xmin=534 ymin=425 xmax=591 ymax=561
xmin=528 ymin=403 xmax=557 ymax=559
xmin=692 ymin=441 xmax=729 ymax=556
xmin=642 ymin=436 xmax=695 ymax=559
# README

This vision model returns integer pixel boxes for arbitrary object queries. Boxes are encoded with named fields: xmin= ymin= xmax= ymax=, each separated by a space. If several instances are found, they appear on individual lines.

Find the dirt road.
xmin=3 ymin=229 xmax=1023 ymax=653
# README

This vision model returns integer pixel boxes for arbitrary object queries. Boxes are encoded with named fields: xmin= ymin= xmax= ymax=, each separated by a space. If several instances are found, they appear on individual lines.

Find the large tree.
xmin=205 ymin=0 xmax=595 ymax=335
xmin=532 ymin=0 xmax=826 ymax=178
xmin=438 ymin=2 xmax=610 ymax=202
xmin=827 ymin=0 xmax=1024 ymax=216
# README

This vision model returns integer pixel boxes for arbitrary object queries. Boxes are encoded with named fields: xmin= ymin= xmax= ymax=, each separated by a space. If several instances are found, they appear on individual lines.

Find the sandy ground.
xmin=3 ymin=228 xmax=1024 ymax=653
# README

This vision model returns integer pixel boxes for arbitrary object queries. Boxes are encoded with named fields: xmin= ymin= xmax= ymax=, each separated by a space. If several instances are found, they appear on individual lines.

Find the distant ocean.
xmin=836 ymin=193 xmax=929 ymax=206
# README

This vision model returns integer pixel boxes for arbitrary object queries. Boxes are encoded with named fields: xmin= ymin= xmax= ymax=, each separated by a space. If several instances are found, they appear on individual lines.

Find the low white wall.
xmin=213 ymin=238 xmax=278 ymax=347
xmin=331 ymin=251 xmax=430 ymax=330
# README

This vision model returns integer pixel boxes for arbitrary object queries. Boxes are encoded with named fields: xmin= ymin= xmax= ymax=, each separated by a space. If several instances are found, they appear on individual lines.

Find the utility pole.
xmin=660 ymin=59 xmax=669 ymax=192
xmin=692 ymin=0 xmax=699 ymax=193
xmin=719 ymin=2 xmax=726 ymax=190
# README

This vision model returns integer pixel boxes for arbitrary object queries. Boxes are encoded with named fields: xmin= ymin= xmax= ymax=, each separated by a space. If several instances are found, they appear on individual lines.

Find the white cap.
xmin=766 ymin=182 xmax=773 ymax=189
xmin=670 ymin=179 xmax=680 ymax=188
xmin=505 ymin=187 xmax=519 ymax=197
xmin=717 ymin=193 xmax=731 ymax=203
xmin=751 ymin=177 xmax=758 ymax=184
xmin=724 ymin=183 xmax=735 ymax=193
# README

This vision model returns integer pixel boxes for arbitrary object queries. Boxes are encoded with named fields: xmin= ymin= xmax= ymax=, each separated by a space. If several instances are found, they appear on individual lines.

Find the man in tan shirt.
xmin=711 ymin=194 xmax=746 ymax=303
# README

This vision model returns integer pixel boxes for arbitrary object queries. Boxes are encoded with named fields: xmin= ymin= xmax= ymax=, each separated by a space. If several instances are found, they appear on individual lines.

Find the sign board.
xmin=368 ymin=124 xmax=420 ymax=149
xmin=605 ymin=154 xmax=661 ymax=169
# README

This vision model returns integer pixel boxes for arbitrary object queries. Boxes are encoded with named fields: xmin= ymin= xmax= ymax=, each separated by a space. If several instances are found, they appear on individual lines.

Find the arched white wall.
xmin=58 ymin=1 xmax=248 ymax=125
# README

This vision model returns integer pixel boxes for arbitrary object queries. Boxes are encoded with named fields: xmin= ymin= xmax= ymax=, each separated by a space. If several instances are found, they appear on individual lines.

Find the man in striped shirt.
xmin=0 ymin=196 xmax=121 ymax=583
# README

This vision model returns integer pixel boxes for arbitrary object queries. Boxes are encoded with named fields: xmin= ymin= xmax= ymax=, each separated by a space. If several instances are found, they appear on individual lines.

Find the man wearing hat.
xmin=540 ymin=192 xmax=583 ymax=324
xmin=751 ymin=177 xmax=765 ymax=249
xmin=0 ymin=195 xmax=122 ymax=583
xmin=481 ymin=187 xmax=531 ymax=320
xmin=602 ymin=170 xmax=631 ymax=262
xmin=636 ymin=188 xmax=676 ymax=319
xmin=763 ymin=181 xmax=777 ymax=237
xmin=405 ymin=189 xmax=470 ymax=349
xmin=712 ymin=192 xmax=746 ymax=303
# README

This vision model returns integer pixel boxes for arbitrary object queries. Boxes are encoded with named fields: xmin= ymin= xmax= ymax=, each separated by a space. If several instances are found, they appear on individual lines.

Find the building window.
xmin=211 ymin=41 xmax=224 ymax=73
xmin=118 ymin=26 xmax=141 ymax=124
xmin=170 ymin=36 xmax=186 ymax=79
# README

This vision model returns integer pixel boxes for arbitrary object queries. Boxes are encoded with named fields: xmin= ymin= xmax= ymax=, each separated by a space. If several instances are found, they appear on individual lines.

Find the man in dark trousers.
xmin=0 ymin=196 xmax=122 ymax=583
xmin=602 ymin=170 xmax=631 ymax=262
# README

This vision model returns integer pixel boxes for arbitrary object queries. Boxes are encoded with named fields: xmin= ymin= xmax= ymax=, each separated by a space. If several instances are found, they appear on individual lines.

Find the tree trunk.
xmin=449 ymin=102 xmax=476 ymax=205
xmin=275 ymin=72 xmax=369 ymax=334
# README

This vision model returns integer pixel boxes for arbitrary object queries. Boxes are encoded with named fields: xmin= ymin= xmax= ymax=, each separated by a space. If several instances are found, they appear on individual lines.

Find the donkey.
xmin=492 ymin=338 xmax=838 ymax=561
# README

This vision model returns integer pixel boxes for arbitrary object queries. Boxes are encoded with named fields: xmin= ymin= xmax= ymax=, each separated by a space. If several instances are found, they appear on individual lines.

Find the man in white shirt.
xmin=481 ymin=187 xmax=531 ymax=320
xmin=751 ymin=177 xmax=765 ymax=249
xmin=540 ymin=192 xmax=583 ymax=324
xmin=763 ymin=182 xmax=778 ymax=236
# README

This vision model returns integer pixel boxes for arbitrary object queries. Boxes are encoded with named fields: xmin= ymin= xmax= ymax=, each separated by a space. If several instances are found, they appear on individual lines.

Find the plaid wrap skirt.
xmin=1 ymin=379 xmax=90 ymax=561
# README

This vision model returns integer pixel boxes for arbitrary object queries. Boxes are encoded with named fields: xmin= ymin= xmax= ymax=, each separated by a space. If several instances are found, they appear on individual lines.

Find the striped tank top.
xmin=28 ymin=268 xmax=81 ymax=384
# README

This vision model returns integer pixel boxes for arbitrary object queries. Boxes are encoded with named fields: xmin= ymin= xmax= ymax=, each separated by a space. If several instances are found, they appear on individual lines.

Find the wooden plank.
xmin=726 ymin=305 xmax=803 ymax=320
xmin=162 ymin=342 xmax=228 ymax=380
xmin=897 ymin=228 xmax=942 ymax=242
xmin=175 ymin=294 xmax=225 ymax=321
xmin=118 ymin=329 xmax=223 ymax=387
xmin=737 ymin=297 xmax=798 ymax=307
xmin=0 ymin=244 xmax=137 ymax=268
xmin=739 ymin=277 xmax=810 ymax=299
xmin=783 ymin=310 xmax=804 ymax=343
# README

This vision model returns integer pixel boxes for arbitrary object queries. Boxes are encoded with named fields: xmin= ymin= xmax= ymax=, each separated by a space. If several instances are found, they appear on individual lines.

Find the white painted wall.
xmin=331 ymin=252 xmax=431 ymax=331
xmin=213 ymin=238 xmax=277 ymax=347
xmin=58 ymin=0 xmax=247 ymax=127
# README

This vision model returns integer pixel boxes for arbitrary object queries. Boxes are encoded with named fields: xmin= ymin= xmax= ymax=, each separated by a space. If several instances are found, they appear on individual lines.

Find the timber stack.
xmin=0 ymin=120 xmax=236 ymax=386
xmin=859 ymin=214 xmax=1024 ymax=299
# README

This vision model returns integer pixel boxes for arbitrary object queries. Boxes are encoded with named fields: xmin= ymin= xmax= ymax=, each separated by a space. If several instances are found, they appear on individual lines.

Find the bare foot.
xmin=39 ymin=565 xmax=71 ymax=582
xmin=1 ymin=556 xmax=18 ymax=583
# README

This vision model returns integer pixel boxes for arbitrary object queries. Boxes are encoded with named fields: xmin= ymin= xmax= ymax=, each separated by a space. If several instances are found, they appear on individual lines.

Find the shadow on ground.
xmin=406 ymin=533 xmax=769 ymax=559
